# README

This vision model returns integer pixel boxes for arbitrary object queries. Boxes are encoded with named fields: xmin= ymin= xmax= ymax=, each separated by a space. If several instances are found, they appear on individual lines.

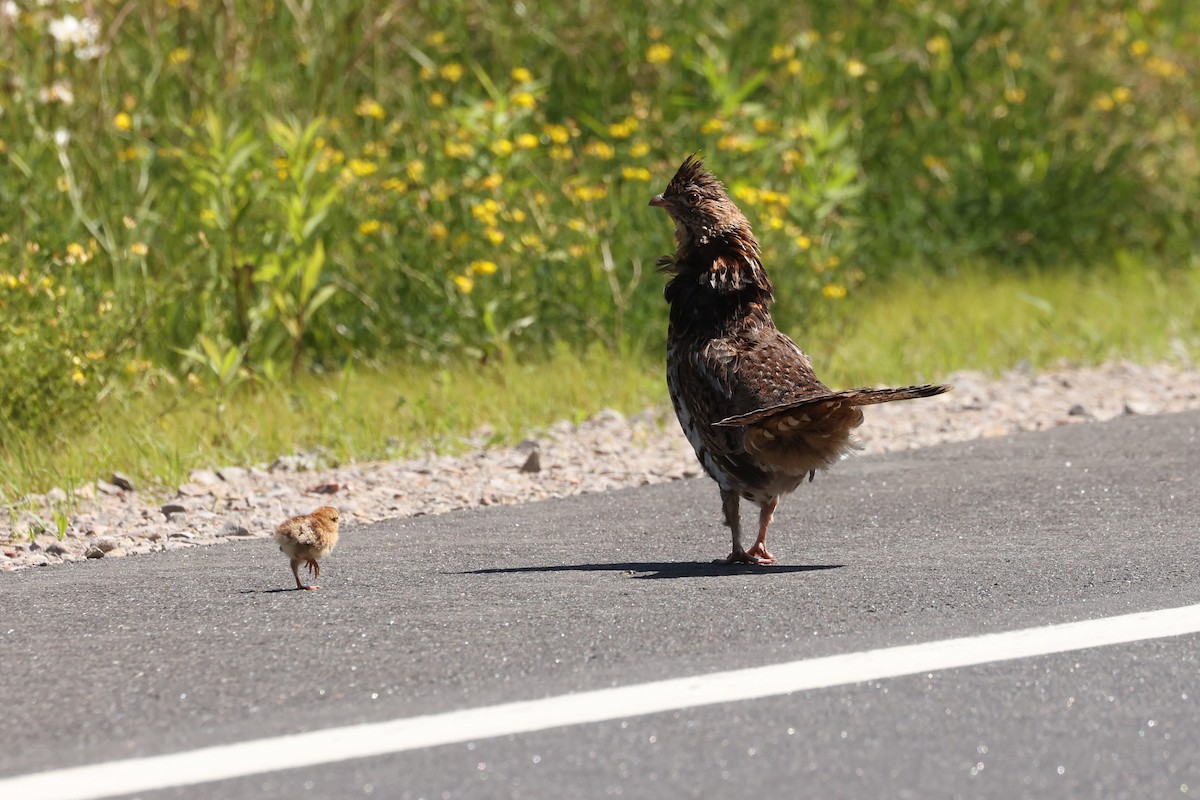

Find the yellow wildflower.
xmin=629 ymin=141 xmax=650 ymax=158
xmin=512 ymin=92 xmax=536 ymax=109
xmin=515 ymin=133 xmax=539 ymax=149
xmin=71 ymin=368 xmax=87 ymax=385
xmin=572 ymin=184 xmax=608 ymax=202
xmin=1003 ymin=87 xmax=1026 ymax=104
xmin=471 ymin=259 xmax=498 ymax=276
xmin=584 ymin=141 xmax=615 ymax=160
xmin=359 ymin=220 xmax=381 ymax=235
xmin=926 ymin=35 xmax=950 ymax=55
xmin=381 ymin=177 xmax=408 ymax=192
xmin=443 ymin=141 xmax=475 ymax=158
xmin=1005 ymin=52 xmax=1022 ymax=69
xmin=508 ymin=209 xmax=527 ymax=223
xmin=512 ymin=67 xmax=533 ymax=83
xmin=608 ymin=117 xmax=638 ymax=139
xmin=472 ymin=199 xmax=501 ymax=226
xmin=168 ymin=48 xmax=190 ymax=65
xmin=543 ymin=123 xmax=571 ymax=144
xmin=407 ymin=160 xmax=426 ymax=183
xmin=822 ymin=284 xmax=847 ymax=299
xmin=733 ymin=186 xmax=760 ymax=205
xmin=795 ymin=234 xmax=812 ymax=250
xmin=354 ymin=98 xmax=386 ymax=119
xmin=787 ymin=59 xmax=802 ymax=76
xmin=484 ymin=228 xmax=505 ymax=246
xmin=550 ymin=145 xmax=572 ymax=161
xmin=130 ymin=242 xmax=149 ymax=256
xmin=440 ymin=62 xmax=465 ymax=82
xmin=453 ymin=274 xmax=474 ymax=294
xmin=646 ymin=43 xmax=672 ymax=65
xmin=429 ymin=222 xmax=448 ymax=242
xmin=752 ymin=118 xmax=778 ymax=134
xmin=717 ymin=133 xmax=751 ymax=152
xmin=348 ymin=158 xmax=378 ymax=177
xmin=114 ymin=112 xmax=133 ymax=132
xmin=845 ymin=59 xmax=867 ymax=77
xmin=1129 ymin=40 xmax=1148 ymax=58
xmin=491 ymin=139 xmax=515 ymax=156
xmin=621 ymin=166 xmax=652 ymax=181
xmin=426 ymin=31 xmax=446 ymax=46
xmin=701 ymin=118 xmax=725 ymax=135
xmin=429 ymin=91 xmax=446 ymax=108
xmin=1111 ymin=86 xmax=1131 ymax=105
xmin=1090 ymin=93 xmax=1115 ymax=112
xmin=480 ymin=173 xmax=504 ymax=190
xmin=770 ymin=44 xmax=790 ymax=62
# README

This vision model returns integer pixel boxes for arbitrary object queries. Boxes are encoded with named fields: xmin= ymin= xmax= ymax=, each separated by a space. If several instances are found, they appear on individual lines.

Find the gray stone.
xmin=519 ymin=450 xmax=541 ymax=473
xmin=218 ymin=467 xmax=249 ymax=482
xmin=46 ymin=487 xmax=69 ymax=503
xmin=189 ymin=469 xmax=221 ymax=485
xmin=221 ymin=521 xmax=253 ymax=537
xmin=161 ymin=503 xmax=187 ymax=516
xmin=110 ymin=472 xmax=136 ymax=492
xmin=96 ymin=481 xmax=123 ymax=496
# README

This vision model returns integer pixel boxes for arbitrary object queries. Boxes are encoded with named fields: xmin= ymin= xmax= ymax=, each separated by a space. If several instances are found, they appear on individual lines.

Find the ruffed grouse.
xmin=651 ymin=155 xmax=950 ymax=565
xmin=274 ymin=505 xmax=340 ymax=590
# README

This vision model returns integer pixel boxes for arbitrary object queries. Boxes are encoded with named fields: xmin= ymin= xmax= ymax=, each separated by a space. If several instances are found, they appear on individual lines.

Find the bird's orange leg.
xmin=715 ymin=489 xmax=772 ymax=565
xmin=743 ymin=497 xmax=778 ymax=565
xmin=290 ymin=558 xmax=320 ymax=590
xmin=305 ymin=559 xmax=321 ymax=578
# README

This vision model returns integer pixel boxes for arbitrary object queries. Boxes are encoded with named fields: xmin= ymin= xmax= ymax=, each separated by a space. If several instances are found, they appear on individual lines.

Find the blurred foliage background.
xmin=1 ymin=0 xmax=1198 ymax=494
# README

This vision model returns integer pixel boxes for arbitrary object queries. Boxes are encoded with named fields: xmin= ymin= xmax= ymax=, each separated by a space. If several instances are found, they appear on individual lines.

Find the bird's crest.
xmin=663 ymin=153 xmax=725 ymax=201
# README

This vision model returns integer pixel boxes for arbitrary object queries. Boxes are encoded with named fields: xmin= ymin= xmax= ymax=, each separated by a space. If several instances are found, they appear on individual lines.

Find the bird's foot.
xmin=305 ymin=559 xmax=321 ymax=577
xmin=745 ymin=542 xmax=775 ymax=564
xmin=715 ymin=548 xmax=775 ymax=566
xmin=299 ymin=584 xmax=321 ymax=591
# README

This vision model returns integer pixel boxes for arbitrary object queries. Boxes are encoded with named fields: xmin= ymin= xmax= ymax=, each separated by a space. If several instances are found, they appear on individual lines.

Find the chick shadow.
xmin=460 ymin=561 xmax=843 ymax=580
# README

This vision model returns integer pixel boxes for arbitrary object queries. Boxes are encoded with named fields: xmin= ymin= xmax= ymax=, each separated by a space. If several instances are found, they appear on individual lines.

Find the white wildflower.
xmin=48 ymin=14 xmax=99 ymax=47
xmin=53 ymin=128 xmax=70 ymax=148
xmin=2 ymin=2 xmax=19 ymax=22
xmin=38 ymin=82 xmax=75 ymax=105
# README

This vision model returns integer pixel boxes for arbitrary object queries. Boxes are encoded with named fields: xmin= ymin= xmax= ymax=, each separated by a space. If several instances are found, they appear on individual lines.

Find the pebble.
xmin=2 ymin=359 xmax=1199 ymax=573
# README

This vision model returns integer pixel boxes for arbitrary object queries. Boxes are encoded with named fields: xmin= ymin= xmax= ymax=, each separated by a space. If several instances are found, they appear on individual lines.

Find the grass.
xmin=3 ymin=260 xmax=1197 ymax=504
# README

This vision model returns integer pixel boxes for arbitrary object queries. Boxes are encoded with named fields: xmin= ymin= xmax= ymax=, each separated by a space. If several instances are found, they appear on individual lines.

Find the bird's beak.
xmin=649 ymin=194 xmax=666 ymax=208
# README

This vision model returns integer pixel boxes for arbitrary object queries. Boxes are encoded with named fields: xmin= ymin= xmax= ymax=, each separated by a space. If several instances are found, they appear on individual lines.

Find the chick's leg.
xmin=291 ymin=557 xmax=319 ymax=590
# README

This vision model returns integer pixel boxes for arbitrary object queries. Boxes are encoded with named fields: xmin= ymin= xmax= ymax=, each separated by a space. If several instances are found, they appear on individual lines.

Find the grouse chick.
xmin=274 ymin=506 xmax=340 ymax=590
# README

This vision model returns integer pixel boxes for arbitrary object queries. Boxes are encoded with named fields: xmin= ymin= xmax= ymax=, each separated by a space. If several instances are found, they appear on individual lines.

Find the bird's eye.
xmin=686 ymin=191 xmax=701 ymax=206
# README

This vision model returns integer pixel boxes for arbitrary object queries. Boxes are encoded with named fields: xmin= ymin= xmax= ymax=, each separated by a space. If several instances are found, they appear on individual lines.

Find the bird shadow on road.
xmin=459 ymin=562 xmax=843 ymax=580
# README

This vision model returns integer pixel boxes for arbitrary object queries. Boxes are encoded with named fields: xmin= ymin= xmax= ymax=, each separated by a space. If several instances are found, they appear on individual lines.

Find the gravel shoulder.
xmin=3 ymin=360 xmax=1198 ymax=572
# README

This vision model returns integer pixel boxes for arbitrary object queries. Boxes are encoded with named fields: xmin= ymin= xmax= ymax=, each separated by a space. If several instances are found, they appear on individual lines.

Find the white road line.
xmin=6 ymin=603 xmax=1200 ymax=800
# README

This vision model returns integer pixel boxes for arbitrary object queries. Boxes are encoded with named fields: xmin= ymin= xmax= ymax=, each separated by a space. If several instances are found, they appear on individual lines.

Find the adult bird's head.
xmin=650 ymin=154 xmax=754 ymax=251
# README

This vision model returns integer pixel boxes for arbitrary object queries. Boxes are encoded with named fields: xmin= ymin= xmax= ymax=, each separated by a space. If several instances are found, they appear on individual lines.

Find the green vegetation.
xmin=5 ymin=263 xmax=1198 ymax=502
xmin=2 ymin=1 xmax=1198 ymax=500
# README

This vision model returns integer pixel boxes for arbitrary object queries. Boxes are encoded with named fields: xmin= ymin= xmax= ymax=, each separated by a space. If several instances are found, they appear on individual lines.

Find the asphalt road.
xmin=1 ymin=410 xmax=1198 ymax=799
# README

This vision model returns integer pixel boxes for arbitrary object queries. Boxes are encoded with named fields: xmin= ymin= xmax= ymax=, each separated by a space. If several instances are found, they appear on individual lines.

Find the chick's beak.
xmin=649 ymin=194 xmax=667 ymax=208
